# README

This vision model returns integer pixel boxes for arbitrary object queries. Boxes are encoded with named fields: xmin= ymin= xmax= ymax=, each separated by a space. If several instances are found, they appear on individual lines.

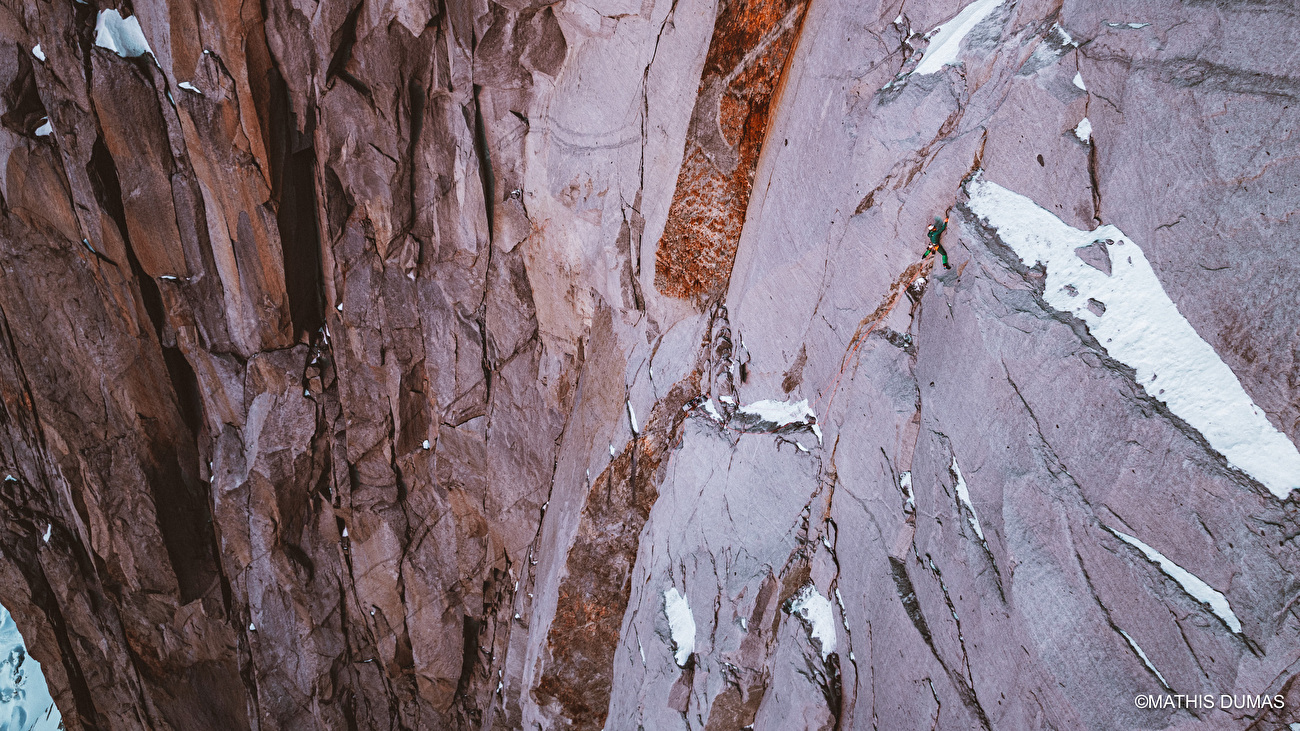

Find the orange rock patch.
xmin=655 ymin=0 xmax=809 ymax=303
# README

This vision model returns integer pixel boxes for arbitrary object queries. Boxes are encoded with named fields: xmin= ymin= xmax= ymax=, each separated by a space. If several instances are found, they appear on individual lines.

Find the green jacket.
xmin=927 ymin=217 xmax=947 ymax=244
xmin=924 ymin=218 xmax=950 ymax=267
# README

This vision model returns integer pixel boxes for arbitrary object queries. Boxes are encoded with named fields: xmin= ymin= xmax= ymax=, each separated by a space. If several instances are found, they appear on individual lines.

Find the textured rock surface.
xmin=1 ymin=0 xmax=1299 ymax=729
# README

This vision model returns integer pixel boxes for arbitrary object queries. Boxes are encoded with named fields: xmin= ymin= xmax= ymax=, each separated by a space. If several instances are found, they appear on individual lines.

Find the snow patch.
xmin=1118 ymin=629 xmax=1169 ymax=689
xmin=966 ymin=175 xmax=1300 ymax=498
xmin=701 ymin=399 xmax=723 ymax=421
xmin=664 ymin=587 xmax=695 ymax=666
xmin=1074 ymin=117 xmax=1092 ymax=143
xmin=178 ymin=81 xmax=203 ymax=95
xmin=1108 ymin=527 xmax=1241 ymax=633
xmin=421 ymin=439 xmax=430 ymax=450
xmin=94 ymin=10 xmax=155 ymax=60
xmin=41 ymin=525 xmax=50 ymax=543
xmin=627 ymin=400 xmax=639 ymax=435
xmin=0 ymin=603 xmax=61 ymax=731
xmin=31 ymin=44 xmax=45 ymax=62
xmin=737 ymin=398 xmax=822 ymax=444
xmin=900 ymin=471 xmax=915 ymax=513
xmin=33 ymin=119 xmax=51 ymax=137
xmin=788 ymin=585 xmax=837 ymax=660
xmin=1049 ymin=23 xmax=1077 ymax=48
xmin=950 ymin=457 xmax=984 ymax=541
xmin=913 ymin=0 xmax=1005 ymax=75
xmin=1073 ymin=72 xmax=1086 ymax=90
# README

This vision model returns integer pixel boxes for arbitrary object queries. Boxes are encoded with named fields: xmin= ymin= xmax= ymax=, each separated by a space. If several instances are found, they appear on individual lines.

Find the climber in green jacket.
xmin=923 ymin=216 xmax=951 ymax=269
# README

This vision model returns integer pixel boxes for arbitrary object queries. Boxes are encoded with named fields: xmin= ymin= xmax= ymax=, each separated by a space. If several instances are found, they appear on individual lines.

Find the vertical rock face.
xmin=1 ymin=0 xmax=1299 ymax=730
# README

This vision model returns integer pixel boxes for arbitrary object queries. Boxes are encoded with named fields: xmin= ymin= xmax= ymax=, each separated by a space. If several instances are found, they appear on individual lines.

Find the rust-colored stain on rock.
xmin=655 ymin=0 xmax=809 ymax=303
xmin=533 ymin=381 xmax=696 ymax=730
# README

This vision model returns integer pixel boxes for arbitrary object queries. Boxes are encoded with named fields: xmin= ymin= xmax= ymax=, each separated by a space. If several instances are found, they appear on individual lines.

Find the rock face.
xmin=1 ymin=0 xmax=1299 ymax=728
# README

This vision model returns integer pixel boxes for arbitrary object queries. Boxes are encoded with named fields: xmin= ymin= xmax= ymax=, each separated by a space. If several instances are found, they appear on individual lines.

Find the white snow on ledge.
xmin=663 ymin=587 xmax=695 ymax=667
xmin=737 ymin=398 xmax=822 ymax=444
xmin=951 ymin=457 xmax=984 ymax=541
xmin=1108 ymin=527 xmax=1241 ymax=634
xmin=913 ymin=0 xmax=1005 ymax=75
xmin=94 ymin=10 xmax=155 ymax=60
xmin=788 ymin=585 xmax=837 ymax=660
xmin=1074 ymin=117 xmax=1092 ymax=143
xmin=966 ymin=174 xmax=1300 ymax=498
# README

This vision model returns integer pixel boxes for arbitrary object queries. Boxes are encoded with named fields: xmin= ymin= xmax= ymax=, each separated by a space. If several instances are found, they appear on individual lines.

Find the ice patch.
xmin=664 ymin=587 xmax=695 ymax=667
xmin=178 ymin=81 xmax=203 ymax=95
xmin=950 ymin=458 xmax=984 ymax=541
xmin=1074 ymin=117 xmax=1092 ymax=143
xmin=1109 ymin=527 xmax=1241 ymax=633
xmin=31 ymin=44 xmax=45 ymax=62
xmin=788 ymin=585 xmax=837 ymax=659
xmin=1073 ymin=72 xmax=1086 ymax=90
xmin=1118 ymin=629 xmax=1169 ymax=689
xmin=33 ymin=119 xmax=51 ymax=137
xmin=966 ymin=175 xmax=1300 ymax=498
xmin=736 ymin=398 xmax=822 ymax=444
xmin=94 ymin=10 xmax=155 ymax=60
xmin=900 ymin=471 xmax=915 ymax=512
xmin=0 ymin=604 xmax=60 ymax=731
xmin=913 ymin=0 xmax=1005 ymax=75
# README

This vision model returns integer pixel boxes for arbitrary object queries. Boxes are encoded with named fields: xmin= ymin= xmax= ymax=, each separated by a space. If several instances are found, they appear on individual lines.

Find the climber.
xmin=923 ymin=216 xmax=951 ymax=269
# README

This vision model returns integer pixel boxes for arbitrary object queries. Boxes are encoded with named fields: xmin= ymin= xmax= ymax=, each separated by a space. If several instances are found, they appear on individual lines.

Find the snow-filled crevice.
xmin=664 ymin=587 xmax=696 ymax=667
xmin=950 ymin=457 xmax=984 ymax=541
xmin=787 ymin=584 xmax=837 ymax=660
xmin=912 ymin=0 xmax=1005 ymax=76
xmin=900 ymin=470 xmax=915 ymax=513
xmin=1108 ymin=527 xmax=1241 ymax=634
xmin=1118 ymin=629 xmax=1170 ymax=690
xmin=966 ymin=174 xmax=1300 ymax=498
